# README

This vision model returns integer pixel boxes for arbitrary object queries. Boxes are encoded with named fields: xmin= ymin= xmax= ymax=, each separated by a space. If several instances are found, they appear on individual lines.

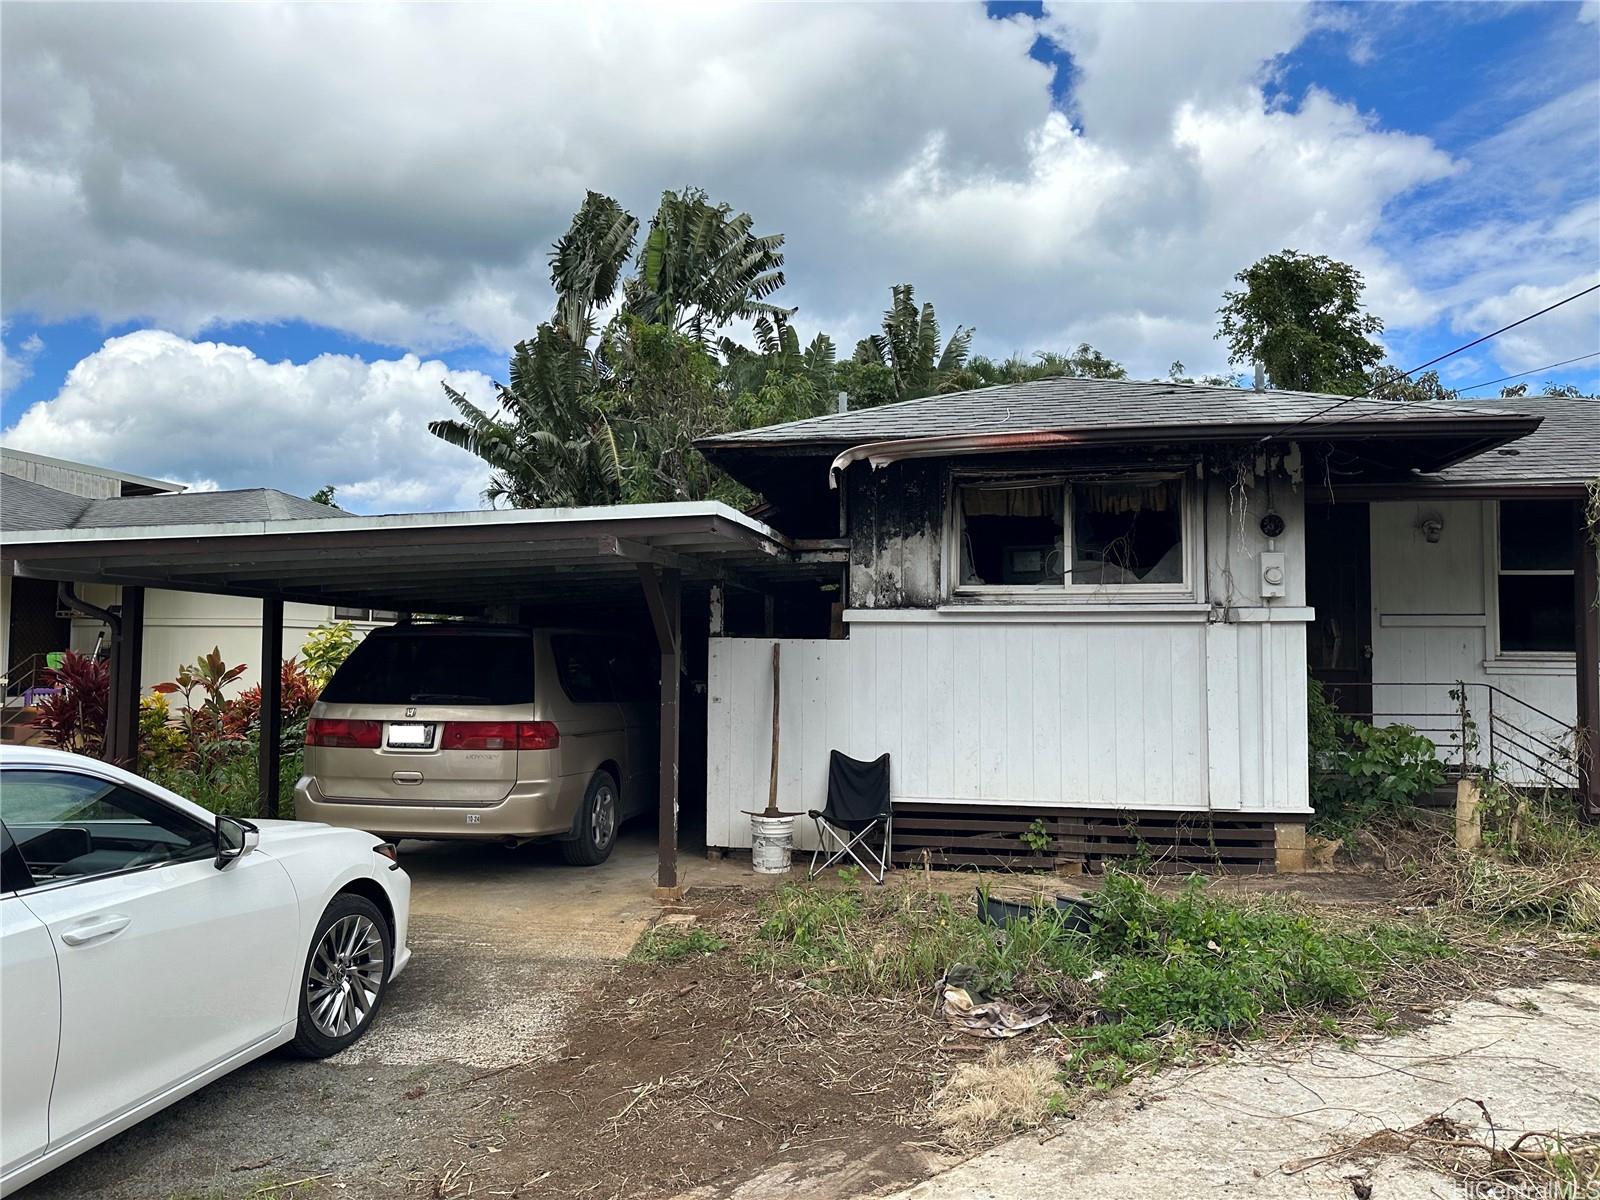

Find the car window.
xmin=550 ymin=636 xmax=613 ymax=704
xmin=320 ymin=631 xmax=536 ymax=705
xmin=0 ymin=769 xmax=215 ymax=889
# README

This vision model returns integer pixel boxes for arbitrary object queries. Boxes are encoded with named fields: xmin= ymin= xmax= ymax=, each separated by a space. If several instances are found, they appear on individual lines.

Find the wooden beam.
xmin=639 ymin=565 xmax=683 ymax=891
xmin=259 ymin=596 xmax=284 ymax=820
xmin=105 ymin=587 xmax=144 ymax=771
xmin=1578 ymin=511 xmax=1599 ymax=821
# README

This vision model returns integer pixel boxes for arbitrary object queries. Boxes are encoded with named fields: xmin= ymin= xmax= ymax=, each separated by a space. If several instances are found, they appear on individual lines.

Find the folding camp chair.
xmin=808 ymin=751 xmax=892 ymax=884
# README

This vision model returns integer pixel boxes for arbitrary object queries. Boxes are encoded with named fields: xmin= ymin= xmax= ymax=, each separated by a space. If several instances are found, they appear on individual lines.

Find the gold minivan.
xmin=294 ymin=624 xmax=656 ymax=865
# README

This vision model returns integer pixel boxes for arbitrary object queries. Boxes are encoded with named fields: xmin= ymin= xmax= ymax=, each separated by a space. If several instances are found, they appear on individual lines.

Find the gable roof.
xmin=2 ymin=478 xmax=344 ymax=533
xmin=698 ymin=376 xmax=1534 ymax=452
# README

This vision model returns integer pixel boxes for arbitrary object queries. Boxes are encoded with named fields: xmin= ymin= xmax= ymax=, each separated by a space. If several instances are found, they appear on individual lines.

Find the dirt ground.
xmin=18 ymin=850 xmax=1598 ymax=1200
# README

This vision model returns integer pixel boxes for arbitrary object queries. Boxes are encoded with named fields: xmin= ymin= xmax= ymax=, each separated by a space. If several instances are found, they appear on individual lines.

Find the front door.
xmin=1 ymin=766 xmax=300 ymax=1145
xmin=1305 ymin=501 xmax=1372 ymax=712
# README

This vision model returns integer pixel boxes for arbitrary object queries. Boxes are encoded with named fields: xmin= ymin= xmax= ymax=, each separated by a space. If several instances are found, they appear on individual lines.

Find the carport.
xmin=2 ymin=501 xmax=845 ymax=890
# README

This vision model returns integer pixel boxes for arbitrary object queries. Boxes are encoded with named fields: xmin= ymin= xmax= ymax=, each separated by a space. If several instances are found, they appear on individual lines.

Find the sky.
xmin=2 ymin=0 xmax=1597 ymax=513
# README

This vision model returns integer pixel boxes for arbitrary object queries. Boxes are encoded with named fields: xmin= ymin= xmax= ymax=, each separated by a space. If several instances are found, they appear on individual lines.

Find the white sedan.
xmin=0 ymin=746 xmax=412 ymax=1195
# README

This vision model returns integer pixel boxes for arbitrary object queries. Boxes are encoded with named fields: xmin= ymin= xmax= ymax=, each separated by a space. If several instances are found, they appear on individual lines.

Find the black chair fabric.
xmin=815 ymin=751 xmax=891 ymax=827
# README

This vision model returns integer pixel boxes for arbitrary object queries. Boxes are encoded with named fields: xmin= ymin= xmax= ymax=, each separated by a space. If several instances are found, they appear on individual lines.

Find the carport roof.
xmin=1 ymin=500 xmax=844 ymax=613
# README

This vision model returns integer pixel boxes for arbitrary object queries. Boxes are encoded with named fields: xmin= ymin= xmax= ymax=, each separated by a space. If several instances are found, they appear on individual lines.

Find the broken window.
xmin=1069 ymin=479 xmax=1185 ymax=586
xmin=957 ymin=483 xmax=1064 ymax=585
xmin=1497 ymin=499 xmax=1576 ymax=654
xmin=954 ymin=476 xmax=1187 ymax=591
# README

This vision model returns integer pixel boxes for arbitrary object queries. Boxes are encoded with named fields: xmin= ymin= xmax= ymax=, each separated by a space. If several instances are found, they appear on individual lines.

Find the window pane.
xmin=1071 ymin=480 xmax=1184 ymax=585
xmin=333 ymin=606 xmax=369 ymax=621
xmin=551 ymin=636 xmax=611 ymax=703
xmin=1498 ymin=575 xmax=1575 ymax=653
xmin=958 ymin=484 xmax=1064 ymax=586
xmin=320 ymin=630 xmax=535 ymax=705
xmin=0 ymin=769 xmax=214 ymax=887
xmin=1500 ymin=500 xmax=1577 ymax=571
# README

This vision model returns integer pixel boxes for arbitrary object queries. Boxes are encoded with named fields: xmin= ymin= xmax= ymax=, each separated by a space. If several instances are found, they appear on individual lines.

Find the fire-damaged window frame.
xmin=1483 ymin=497 xmax=1579 ymax=669
xmin=942 ymin=467 xmax=1202 ymax=604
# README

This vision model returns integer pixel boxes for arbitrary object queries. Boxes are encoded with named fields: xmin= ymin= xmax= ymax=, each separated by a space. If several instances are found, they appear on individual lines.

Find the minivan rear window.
xmin=320 ymin=631 xmax=535 ymax=706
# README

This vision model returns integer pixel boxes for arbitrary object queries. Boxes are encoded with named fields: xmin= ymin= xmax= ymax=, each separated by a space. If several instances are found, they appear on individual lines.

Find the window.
xmin=320 ymin=630 xmax=536 ymax=705
xmin=551 ymin=635 xmax=611 ymax=703
xmin=334 ymin=607 xmax=400 ymax=623
xmin=953 ymin=476 xmax=1189 ymax=595
xmin=0 ymin=769 xmax=214 ymax=889
xmin=1495 ymin=499 xmax=1577 ymax=654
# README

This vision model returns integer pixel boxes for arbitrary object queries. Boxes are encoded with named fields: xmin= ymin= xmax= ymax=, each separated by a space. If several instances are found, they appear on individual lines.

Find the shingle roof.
xmin=2 ymin=480 xmax=344 ymax=532
xmin=1 ymin=474 xmax=93 ymax=531
xmin=698 ymin=376 xmax=1528 ymax=450
xmin=1429 ymin=395 xmax=1600 ymax=487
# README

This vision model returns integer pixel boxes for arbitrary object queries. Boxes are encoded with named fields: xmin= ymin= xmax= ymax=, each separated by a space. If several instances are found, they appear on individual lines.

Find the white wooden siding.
xmin=1369 ymin=500 xmax=1578 ymax=780
xmin=706 ymin=615 xmax=1310 ymax=850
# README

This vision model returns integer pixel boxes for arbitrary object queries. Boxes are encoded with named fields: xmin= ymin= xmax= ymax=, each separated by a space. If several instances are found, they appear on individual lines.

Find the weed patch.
xmin=631 ymin=926 xmax=727 ymax=964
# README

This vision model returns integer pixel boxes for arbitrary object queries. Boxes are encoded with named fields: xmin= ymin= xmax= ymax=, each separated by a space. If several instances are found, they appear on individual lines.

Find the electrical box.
xmin=1260 ymin=551 xmax=1286 ymax=599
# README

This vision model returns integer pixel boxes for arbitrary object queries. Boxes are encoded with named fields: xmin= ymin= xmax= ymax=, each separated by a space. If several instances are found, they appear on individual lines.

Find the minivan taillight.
xmin=440 ymin=721 xmax=560 ymax=751
xmin=306 ymin=718 xmax=382 ymax=748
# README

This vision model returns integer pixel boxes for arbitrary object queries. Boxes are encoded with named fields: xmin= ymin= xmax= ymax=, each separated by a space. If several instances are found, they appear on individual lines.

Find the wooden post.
xmin=765 ymin=643 xmax=781 ymax=817
xmin=259 ymin=596 xmax=284 ymax=819
xmin=1578 ymin=509 xmax=1599 ymax=822
xmin=105 ymin=586 xmax=144 ymax=770
xmin=639 ymin=565 xmax=682 ymax=894
xmin=1455 ymin=776 xmax=1482 ymax=851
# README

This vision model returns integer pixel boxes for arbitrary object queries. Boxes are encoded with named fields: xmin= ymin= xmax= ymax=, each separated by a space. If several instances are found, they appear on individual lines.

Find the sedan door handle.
xmin=60 ymin=915 xmax=132 ymax=946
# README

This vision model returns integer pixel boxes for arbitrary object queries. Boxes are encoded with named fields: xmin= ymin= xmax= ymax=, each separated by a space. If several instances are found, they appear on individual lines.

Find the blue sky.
xmin=2 ymin=1 xmax=1595 ymax=509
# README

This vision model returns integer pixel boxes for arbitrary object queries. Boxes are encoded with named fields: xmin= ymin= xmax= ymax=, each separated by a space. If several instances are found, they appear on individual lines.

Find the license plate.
xmin=387 ymin=722 xmax=435 ymax=748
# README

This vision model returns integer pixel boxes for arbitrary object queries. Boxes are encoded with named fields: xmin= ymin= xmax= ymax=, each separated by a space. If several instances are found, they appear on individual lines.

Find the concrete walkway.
xmin=886 ymin=981 xmax=1600 ymax=1200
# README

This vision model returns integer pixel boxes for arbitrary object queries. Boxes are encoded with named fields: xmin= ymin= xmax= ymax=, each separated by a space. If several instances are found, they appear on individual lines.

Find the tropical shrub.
xmin=32 ymin=651 xmax=109 ymax=757
xmin=300 ymin=621 xmax=359 ymax=687
xmin=1308 ymin=676 xmax=1445 ymax=838
xmin=139 ymin=693 xmax=188 ymax=772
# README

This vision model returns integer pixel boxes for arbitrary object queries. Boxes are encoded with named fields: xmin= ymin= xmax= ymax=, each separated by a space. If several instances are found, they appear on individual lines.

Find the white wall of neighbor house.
xmin=706 ymin=460 xmax=1314 ymax=849
xmin=1369 ymin=498 xmax=1583 ymax=778
xmin=63 ymin=585 xmax=382 ymax=694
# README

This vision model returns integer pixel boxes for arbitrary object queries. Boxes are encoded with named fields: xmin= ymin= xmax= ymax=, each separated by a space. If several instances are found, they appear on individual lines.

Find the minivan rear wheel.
xmin=563 ymin=771 xmax=619 ymax=866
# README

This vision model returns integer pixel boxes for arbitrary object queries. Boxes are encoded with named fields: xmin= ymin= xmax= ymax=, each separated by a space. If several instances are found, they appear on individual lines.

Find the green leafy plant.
xmin=631 ymin=927 xmax=727 ymax=964
xmin=300 ymin=621 xmax=359 ymax=687
xmin=1308 ymin=675 xmax=1445 ymax=840
xmin=1020 ymin=818 xmax=1052 ymax=854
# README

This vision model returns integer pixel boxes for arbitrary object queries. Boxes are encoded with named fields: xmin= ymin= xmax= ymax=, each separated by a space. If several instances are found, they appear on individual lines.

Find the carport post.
xmin=105 ymin=586 xmax=145 ymax=770
xmin=259 ymin=596 xmax=284 ymax=819
xmin=639 ymin=565 xmax=682 ymax=892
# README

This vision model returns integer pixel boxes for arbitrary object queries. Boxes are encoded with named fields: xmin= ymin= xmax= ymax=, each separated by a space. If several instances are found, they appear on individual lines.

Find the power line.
xmin=1255 ymin=279 xmax=1600 ymax=444
xmin=1452 ymin=350 xmax=1600 ymax=395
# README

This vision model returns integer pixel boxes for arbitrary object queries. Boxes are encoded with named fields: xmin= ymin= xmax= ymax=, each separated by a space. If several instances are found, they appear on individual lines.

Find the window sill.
xmin=845 ymin=604 xmax=1211 ymax=625
xmin=1481 ymin=655 xmax=1576 ymax=677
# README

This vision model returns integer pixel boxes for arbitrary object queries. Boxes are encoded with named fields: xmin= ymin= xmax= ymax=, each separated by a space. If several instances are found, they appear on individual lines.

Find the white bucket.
xmin=750 ymin=814 xmax=796 ymax=874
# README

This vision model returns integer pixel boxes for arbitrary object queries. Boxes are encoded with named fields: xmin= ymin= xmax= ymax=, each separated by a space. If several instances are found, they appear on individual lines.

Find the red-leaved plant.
xmin=223 ymin=657 xmax=320 ymax=740
xmin=32 ymin=651 xmax=110 ymax=757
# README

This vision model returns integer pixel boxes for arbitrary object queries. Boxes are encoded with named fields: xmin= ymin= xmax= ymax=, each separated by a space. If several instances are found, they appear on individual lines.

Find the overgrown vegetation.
xmin=1308 ymin=676 xmax=1445 ymax=840
xmin=631 ymin=926 xmax=727 ymax=964
xmin=752 ymin=873 xmax=1448 ymax=1093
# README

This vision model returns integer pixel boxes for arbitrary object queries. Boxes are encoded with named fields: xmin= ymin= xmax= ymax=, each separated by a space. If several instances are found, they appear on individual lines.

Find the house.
xmin=696 ymin=379 xmax=1599 ymax=870
xmin=0 ymin=448 xmax=391 ymax=698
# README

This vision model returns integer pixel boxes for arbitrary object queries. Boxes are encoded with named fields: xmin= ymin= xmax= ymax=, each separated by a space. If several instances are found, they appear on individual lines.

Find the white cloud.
xmin=1 ymin=326 xmax=44 ymax=394
xmin=0 ymin=1 xmax=1592 ymax=389
xmin=0 ymin=331 xmax=495 ymax=513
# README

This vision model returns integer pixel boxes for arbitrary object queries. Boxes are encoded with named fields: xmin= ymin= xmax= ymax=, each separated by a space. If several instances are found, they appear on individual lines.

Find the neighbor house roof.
xmin=0 ymin=446 xmax=183 ymax=495
xmin=1 ymin=477 xmax=343 ymax=533
xmin=697 ymin=376 xmax=1536 ymax=452
xmin=1425 ymin=395 xmax=1600 ymax=490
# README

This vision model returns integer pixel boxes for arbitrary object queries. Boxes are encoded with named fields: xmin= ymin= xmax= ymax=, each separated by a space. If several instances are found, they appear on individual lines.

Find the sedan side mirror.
xmin=215 ymin=815 xmax=261 ymax=870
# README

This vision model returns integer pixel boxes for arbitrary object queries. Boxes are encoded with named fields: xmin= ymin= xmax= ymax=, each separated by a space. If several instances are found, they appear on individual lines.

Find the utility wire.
xmin=1452 ymin=350 xmax=1600 ymax=395
xmin=1255 ymin=279 xmax=1600 ymax=444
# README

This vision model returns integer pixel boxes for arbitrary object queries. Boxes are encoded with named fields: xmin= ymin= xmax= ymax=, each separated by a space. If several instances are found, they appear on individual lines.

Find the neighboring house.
xmin=697 ymin=381 xmax=1599 ymax=868
xmin=1 ymin=448 xmax=388 ymax=694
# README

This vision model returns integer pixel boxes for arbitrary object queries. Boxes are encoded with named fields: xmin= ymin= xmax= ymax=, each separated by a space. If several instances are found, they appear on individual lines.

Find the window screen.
xmin=320 ymin=631 xmax=535 ymax=705
xmin=1497 ymin=500 xmax=1577 ymax=654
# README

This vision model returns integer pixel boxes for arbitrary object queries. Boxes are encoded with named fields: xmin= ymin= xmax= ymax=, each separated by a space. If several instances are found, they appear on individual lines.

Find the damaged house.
xmin=696 ymin=378 xmax=1600 ymax=872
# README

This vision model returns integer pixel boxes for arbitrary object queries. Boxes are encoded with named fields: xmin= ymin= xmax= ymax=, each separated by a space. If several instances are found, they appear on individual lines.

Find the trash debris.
xmin=941 ymin=983 xmax=1052 ymax=1039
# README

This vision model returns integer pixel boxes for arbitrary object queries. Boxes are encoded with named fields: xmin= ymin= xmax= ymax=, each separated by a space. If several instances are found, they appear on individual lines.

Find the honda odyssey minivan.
xmin=294 ymin=624 xmax=656 ymax=865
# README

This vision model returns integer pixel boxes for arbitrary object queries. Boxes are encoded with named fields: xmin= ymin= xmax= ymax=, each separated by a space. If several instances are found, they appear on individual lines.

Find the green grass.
xmin=631 ymin=926 xmax=727 ymax=964
xmin=748 ymin=872 xmax=1452 ymax=1090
